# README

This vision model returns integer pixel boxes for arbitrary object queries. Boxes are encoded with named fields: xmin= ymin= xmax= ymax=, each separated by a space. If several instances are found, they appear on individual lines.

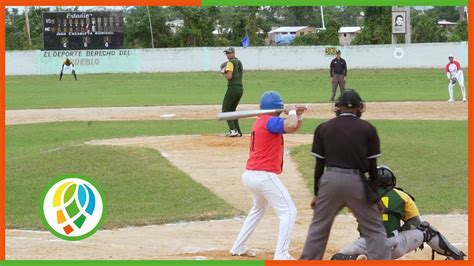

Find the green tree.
xmin=226 ymin=12 xmax=247 ymax=46
xmin=216 ymin=7 xmax=266 ymax=47
xmin=282 ymin=6 xmax=322 ymax=27
xmin=426 ymin=6 xmax=459 ymax=22
xmin=332 ymin=6 xmax=364 ymax=26
xmin=257 ymin=6 xmax=284 ymax=31
xmin=448 ymin=19 xmax=467 ymax=42
xmin=320 ymin=15 xmax=341 ymax=45
xmin=124 ymin=6 xmax=174 ymax=48
xmin=351 ymin=7 xmax=391 ymax=45
xmin=246 ymin=7 xmax=262 ymax=46
xmin=292 ymin=33 xmax=320 ymax=45
xmin=6 ymin=7 xmax=46 ymax=50
xmin=6 ymin=8 xmax=26 ymax=50
xmin=411 ymin=13 xmax=447 ymax=43
xmin=173 ymin=7 xmax=219 ymax=47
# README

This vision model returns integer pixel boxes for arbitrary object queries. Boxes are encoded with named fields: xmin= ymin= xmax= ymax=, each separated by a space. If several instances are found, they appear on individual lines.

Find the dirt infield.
xmin=6 ymin=101 xmax=468 ymax=125
xmin=6 ymin=134 xmax=468 ymax=260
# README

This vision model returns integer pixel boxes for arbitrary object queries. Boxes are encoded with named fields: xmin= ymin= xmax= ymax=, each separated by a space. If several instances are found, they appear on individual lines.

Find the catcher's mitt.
xmin=451 ymin=77 xmax=458 ymax=84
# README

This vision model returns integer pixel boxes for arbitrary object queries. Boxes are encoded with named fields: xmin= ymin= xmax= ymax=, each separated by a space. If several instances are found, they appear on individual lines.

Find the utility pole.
xmin=405 ymin=6 xmax=411 ymax=44
xmin=25 ymin=6 xmax=32 ymax=48
xmin=458 ymin=6 xmax=465 ymax=21
xmin=320 ymin=6 xmax=326 ymax=30
xmin=146 ymin=6 xmax=155 ymax=48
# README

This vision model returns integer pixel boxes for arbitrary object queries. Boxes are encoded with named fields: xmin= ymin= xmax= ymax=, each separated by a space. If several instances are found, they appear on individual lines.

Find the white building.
xmin=338 ymin=26 xmax=362 ymax=46
xmin=438 ymin=20 xmax=457 ymax=30
xmin=266 ymin=26 xmax=316 ymax=45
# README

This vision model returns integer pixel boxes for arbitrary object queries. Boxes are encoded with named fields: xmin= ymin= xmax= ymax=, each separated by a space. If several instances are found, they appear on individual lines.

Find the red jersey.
xmin=246 ymin=115 xmax=284 ymax=174
xmin=446 ymin=60 xmax=461 ymax=76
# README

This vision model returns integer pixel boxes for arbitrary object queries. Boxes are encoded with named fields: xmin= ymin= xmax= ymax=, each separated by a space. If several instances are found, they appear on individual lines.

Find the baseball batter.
xmin=60 ymin=58 xmax=78 ymax=81
xmin=230 ymin=91 xmax=305 ymax=260
xmin=332 ymin=166 xmax=466 ymax=260
xmin=445 ymin=55 xmax=466 ymax=102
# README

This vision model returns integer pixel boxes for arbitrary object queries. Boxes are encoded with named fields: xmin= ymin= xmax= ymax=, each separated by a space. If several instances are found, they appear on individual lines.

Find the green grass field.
xmin=6 ymin=68 xmax=468 ymax=230
xmin=291 ymin=120 xmax=468 ymax=214
xmin=6 ymin=120 xmax=242 ymax=230
xmin=6 ymin=68 xmax=463 ymax=109
xmin=6 ymin=119 xmax=467 ymax=229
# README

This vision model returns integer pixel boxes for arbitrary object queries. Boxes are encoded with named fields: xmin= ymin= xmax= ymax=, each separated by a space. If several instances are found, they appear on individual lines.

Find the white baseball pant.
xmin=448 ymin=70 xmax=466 ymax=101
xmin=62 ymin=65 xmax=75 ymax=74
xmin=230 ymin=170 xmax=297 ymax=260
xmin=338 ymin=229 xmax=424 ymax=259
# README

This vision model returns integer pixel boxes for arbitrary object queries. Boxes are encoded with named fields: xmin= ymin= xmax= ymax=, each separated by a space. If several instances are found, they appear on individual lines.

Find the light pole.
xmin=25 ymin=6 xmax=32 ymax=48
xmin=320 ymin=6 xmax=326 ymax=30
xmin=146 ymin=6 xmax=155 ymax=48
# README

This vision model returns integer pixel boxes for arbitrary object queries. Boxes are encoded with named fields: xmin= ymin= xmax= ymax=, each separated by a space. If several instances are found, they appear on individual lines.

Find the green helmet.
xmin=377 ymin=165 xmax=396 ymax=188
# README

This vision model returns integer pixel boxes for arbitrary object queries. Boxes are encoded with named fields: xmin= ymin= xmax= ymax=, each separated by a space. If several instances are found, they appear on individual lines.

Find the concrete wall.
xmin=339 ymin=32 xmax=358 ymax=46
xmin=6 ymin=42 xmax=468 ymax=75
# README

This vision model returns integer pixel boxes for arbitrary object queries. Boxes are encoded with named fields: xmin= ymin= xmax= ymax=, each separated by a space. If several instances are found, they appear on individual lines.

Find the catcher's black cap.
xmin=336 ymin=89 xmax=363 ymax=108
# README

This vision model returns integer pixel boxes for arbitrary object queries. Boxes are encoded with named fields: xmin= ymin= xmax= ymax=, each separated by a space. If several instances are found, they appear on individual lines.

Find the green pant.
xmin=222 ymin=85 xmax=243 ymax=133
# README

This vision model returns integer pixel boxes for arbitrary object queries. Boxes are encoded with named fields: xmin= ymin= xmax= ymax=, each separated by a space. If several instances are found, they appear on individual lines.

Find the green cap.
xmin=224 ymin=47 xmax=235 ymax=53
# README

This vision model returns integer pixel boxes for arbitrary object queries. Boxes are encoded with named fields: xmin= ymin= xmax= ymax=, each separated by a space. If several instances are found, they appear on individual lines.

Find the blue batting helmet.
xmin=260 ymin=91 xmax=284 ymax=110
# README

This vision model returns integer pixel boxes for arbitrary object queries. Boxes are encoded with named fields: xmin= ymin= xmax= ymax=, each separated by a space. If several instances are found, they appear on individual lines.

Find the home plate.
xmin=160 ymin=113 xmax=177 ymax=119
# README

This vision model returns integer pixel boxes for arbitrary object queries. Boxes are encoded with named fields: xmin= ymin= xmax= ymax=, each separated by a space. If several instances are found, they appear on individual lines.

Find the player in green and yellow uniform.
xmin=332 ymin=166 xmax=466 ymax=260
xmin=378 ymin=182 xmax=420 ymax=235
xmin=221 ymin=47 xmax=244 ymax=137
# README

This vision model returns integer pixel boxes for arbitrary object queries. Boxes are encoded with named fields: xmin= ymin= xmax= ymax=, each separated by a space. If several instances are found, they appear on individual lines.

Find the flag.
xmin=240 ymin=34 xmax=250 ymax=48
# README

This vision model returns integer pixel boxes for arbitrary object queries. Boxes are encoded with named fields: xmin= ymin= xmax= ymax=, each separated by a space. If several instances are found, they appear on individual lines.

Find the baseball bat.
xmin=217 ymin=109 xmax=284 ymax=121
xmin=217 ymin=105 xmax=308 ymax=121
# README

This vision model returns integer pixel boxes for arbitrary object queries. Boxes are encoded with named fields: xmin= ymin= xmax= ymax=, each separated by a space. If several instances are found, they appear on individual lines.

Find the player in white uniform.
xmin=60 ymin=58 xmax=78 ymax=81
xmin=445 ymin=55 xmax=466 ymax=102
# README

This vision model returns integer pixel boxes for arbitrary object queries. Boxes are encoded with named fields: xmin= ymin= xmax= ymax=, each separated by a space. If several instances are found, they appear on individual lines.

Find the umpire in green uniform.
xmin=221 ymin=47 xmax=244 ymax=137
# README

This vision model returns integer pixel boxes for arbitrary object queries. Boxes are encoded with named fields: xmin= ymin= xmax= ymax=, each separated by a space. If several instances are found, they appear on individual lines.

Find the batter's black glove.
xmin=451 ymin=77 xmax=458 ymax=84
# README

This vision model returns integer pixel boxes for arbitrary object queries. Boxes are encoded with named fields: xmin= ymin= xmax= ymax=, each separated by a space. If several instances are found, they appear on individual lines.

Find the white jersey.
xmin=63 ymin=64 xmax=74 ymax=70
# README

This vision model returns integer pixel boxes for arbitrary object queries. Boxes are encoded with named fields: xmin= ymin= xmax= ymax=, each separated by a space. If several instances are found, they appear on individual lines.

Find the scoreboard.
xmin=42 ymin=11 xmax=124 ymax=50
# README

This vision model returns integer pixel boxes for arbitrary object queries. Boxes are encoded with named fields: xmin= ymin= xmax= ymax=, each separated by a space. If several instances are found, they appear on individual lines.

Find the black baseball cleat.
xmin=331 ymin=253 xmax=366 ymax=260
